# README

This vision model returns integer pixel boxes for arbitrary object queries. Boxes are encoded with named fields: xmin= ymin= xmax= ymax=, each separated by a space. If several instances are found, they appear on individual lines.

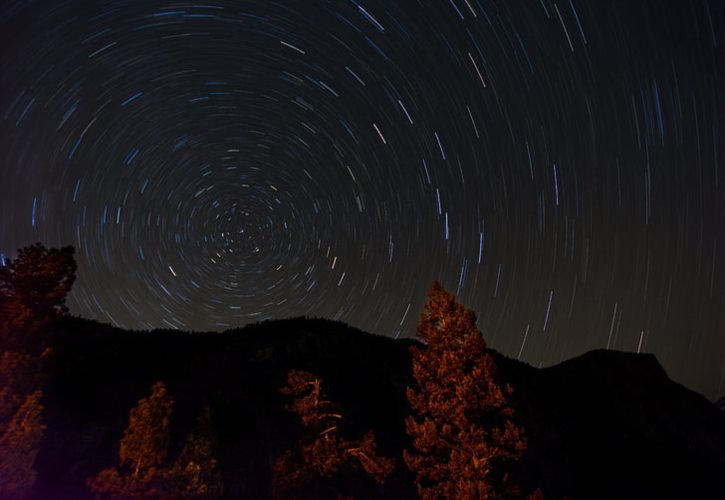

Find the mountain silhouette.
xmin=32 ymin=316 xmax=725 ymax=499
xmin=717 ymin=396 xmax=725 ymax=416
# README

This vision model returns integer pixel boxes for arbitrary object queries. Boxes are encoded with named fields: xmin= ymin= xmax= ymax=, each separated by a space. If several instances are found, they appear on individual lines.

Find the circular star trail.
xmin=1 ymin=1 xmax=724 ymax=398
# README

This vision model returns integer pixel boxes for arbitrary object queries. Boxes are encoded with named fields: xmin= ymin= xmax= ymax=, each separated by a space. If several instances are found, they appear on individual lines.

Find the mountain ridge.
xmin=32 ymin=315 xmax=725 ymax=499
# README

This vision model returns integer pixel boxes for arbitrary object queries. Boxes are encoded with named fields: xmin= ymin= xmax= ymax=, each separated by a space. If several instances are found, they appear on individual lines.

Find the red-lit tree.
xmin=0 ymin=351 xmax=45 ymax=423
xmin=0 ymin=243 xmax=76 ymax=348
xmin=272 ymin=370 xmax=394 ymax=498
xmin=163 ymin=405 xmax=224 ymax=498
xmin=0 ymin=390 xmax=45 ymax=497
xmin=88 ymin=384 xmax=227 ymax=499
xmin=405 ymin=281 xmax=527 ymax=499
xmin=0 ymin=244 xmax=76 ymax=497
xmin=87 ymin=382 xmax=174 ymax=498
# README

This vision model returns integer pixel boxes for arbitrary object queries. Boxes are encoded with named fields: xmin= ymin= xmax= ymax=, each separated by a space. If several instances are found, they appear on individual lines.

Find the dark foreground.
xmin=34 ymin=316 xmax=725 ymax=499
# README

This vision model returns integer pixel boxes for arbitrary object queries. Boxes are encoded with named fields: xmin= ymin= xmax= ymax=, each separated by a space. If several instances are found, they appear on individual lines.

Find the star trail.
xmin=1 ymin=0 xmax=723 ymax=398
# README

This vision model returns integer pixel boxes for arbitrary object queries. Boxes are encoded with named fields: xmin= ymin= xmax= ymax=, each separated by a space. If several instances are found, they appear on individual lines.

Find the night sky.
xmin=1 ymin=1 xmax=723 ymax=398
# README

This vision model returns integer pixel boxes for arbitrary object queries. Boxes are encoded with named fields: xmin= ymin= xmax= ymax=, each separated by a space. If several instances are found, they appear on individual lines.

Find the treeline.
xmin=1 ymin=245 xmax=540 ymax=499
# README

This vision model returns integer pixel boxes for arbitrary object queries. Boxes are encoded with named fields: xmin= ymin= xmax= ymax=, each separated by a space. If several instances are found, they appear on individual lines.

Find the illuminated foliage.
xmin=0 ymin=351 xmax=45 ymax=424
xmin=164 ymin=405 xmax=223 ymax=498
xmin=0 ymin=244 xmax=76 ymax=349
xmin=0 ymin=390 xmax=45 ymax=497
xmin=0 ymin=244 xmax=74 ymax=497
xmin=87 ymin=384 xmax=225 ymax=499
xmin=87 ymin=382 xmax=174 ymax=498
xmin=405 ymin=281 xmax=527 ymax=499
xmin=119 ymin=382 xmax=174 ymax=474
xmin=272 ymin=370 xmax=394 ymax=498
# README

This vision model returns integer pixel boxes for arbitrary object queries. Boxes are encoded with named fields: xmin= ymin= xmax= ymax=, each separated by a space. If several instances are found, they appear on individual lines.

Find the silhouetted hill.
xmin=716 ymin=396 xmax=725 ymax=416
xmin=33 ymin=316 xmax=725 ymax=499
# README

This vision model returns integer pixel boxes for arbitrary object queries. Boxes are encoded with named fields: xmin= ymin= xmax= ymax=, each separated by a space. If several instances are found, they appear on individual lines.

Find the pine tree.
xmin=0 ymin=351 xmax=45 ymax=424
xmin=0 ymin=243 xmax=76 ymax=350
xmin=0 ymin=243 xmax=74 ymax=497
xmin=272 ymin=370 xmax=394 ymax=498
xmin=1 ymin=244 xmax=76 ymax=317
xmin=163 ymin=405 xmax=223 ymax=498
xmin=119 ymin=382 xmax=174 ymax=475
xmin=0 ymin=351 xmax=47 ymax=498
xmin=87 ymin=382 xmax=174 ymax=498
xmin=0 ymin=390 xmax=45 ymax=497
xmin=405 ymin=281 xmax=527 ymax=499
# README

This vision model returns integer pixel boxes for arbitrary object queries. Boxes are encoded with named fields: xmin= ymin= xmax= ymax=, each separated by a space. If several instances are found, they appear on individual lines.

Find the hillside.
xmin=32 ymin=316 xmax=725 ymax=499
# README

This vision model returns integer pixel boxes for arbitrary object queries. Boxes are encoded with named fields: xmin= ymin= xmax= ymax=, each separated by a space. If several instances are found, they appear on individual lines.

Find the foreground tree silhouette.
xmin=272 ymin=370 xmax=394 ymax=499
xmin=0 ymin=243 xmax=76 ymax=347
xmin=0 ymin=351 xmax=45 ymax=423
xmin=87 ymin=382 xmax=174 ymax=498
xmin=0 ymin=390 xmax=45 ymax=497
xmin=0 ymin=244 xmax=76 ymax=497
xmin=164 ymin=405 xmax=224 ymax=498
xmin=405 ymin=281 xmax=527 ymax=499
xmin=0 ymin=351 xmax=53 ymax=497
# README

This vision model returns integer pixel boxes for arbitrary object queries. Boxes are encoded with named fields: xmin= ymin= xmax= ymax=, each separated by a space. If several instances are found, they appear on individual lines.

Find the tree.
xmin=0 ymin=351 xmax=45 ymax=423
xmin=0 ymin=244 xmax=76 ymax=496
xmin=0 ymin=351 xmax=47 ymax=498
xmin=0 ymin=390 xmax=45 ymax=497
xmin=0 ymin=244 xmax=76 ymax=317
xmin=0 ymin=243 xmax=73 ymax=496
xmin=163 ymin=405 xmax=223 ymax=498
xmin=0 ymin=243 xmax=76 ymax=349
xmin=119 ymin=382 xmax=174 ymax=475
xmin=272 ymin=370 xmax=394 ymax=499
xmin=87 ymin=382 xmax=174 ymax=498
xmin=405 ymin=281 xmax=527 ymax=499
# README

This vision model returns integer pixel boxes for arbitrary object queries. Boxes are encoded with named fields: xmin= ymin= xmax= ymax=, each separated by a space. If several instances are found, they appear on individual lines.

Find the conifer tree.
xmin=272 ymin=370 xmax=394 ymax=498
xmin=87 ymin=382 xmax=174 ymax=498
xmin=0 ymin=351 xmax=45 ymax=424
xmin=0 ymin=244 xmax=74 ymax=496
xmin=0 ymin=390 xmax=45 ymax=497
xmin=0 ymin=244 xmax=76 ymax=346
xmin=405 ymin=281 xmax=527 ymax=499
xmin=120 ymin=382 xmax=173 ymax=475
xmin=164 ymin=405 xmax=223 ymax=498
xmin=0 ymin=235 xmax=75 ymax=478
